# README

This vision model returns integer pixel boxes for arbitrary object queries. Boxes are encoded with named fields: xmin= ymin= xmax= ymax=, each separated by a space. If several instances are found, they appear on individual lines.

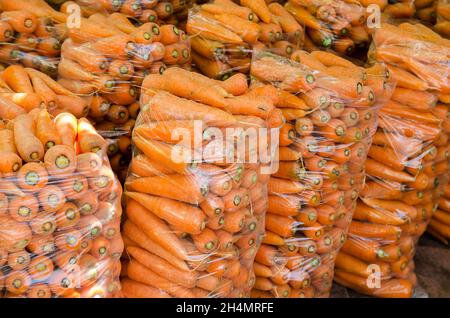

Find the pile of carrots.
xmin=70 ymin=0 xmax=193 ymax=26
xmin=0 ymin=109 xmax=123 ymax=298
xmin=248 ymin=49 xmax=389 ymax=298
xmin=0 ymin=64 xmax=90 ymax=118
xmin=0 ymin=7 xmax=65 ymax=77
xmin=186 ymin=0 xmax=304 ymax=79
xmin=56 ymin=11 xmax=191 ymax=181
xmin=334 ymin=22 xmax=449 ymax=298
xmin=120 ymin=67 xmax=280 ymax=298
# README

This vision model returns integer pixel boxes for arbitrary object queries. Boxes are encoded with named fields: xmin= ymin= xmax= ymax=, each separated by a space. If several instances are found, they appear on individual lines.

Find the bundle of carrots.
xmin=0 ymin=64 xmax=90 ymax=119
xmin=121 ymin=67 xmax=282 ymax=298
xmin=248 ymin=49 xmax=390 ymax=298
xmin=56 ymin=11 xmax=191 ymax=181
xmin=186 ymin=0 xmax=304 ymax=79
xmin=0 ymin=6 xmax=66 ymax=77
xmin=334 ymin=22 xmax=449 ymax=298
xmin=0 ymin=108 xmax=123 ymax=298
xmin=71 ymin=0 xmax=194 ymax=26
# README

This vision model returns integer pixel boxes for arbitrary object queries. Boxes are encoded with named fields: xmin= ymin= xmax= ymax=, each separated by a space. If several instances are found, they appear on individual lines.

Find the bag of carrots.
xmin=121 ymin=66 xmax=283 ymax=298
xmin=186 ymin=0 xmax=304 ymax=79
xmin=334 ymin=22 xmax=449 ymax=298
xmin=70 ymin=0 xmax=193 ymax=26
xmin=0 ymin=108 xmax=123 ymax=298
xmin=248 ymin=49 xmax=392 ymax=298
xmin=56 ymin=10 xmax=191 ymax=181
xmin=0 ymin=0 xmax=67 ymax=77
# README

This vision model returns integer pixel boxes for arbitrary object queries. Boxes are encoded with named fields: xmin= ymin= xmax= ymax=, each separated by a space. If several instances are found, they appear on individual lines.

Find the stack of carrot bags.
xmin=0 ymin=65 xmax=89 ymax=118
xmin=248 ymin=49 xmax=391 ymax=298
xmin=120 ymin=67 xmax=282 ymax=298
xmin=72 ymin=0 xmax=193 ymax=26
xmin=0 ymin=0 xmax=67 ymax=77
xmin=57 ymin=10 xmax=191 ymax=181
xmin=0 ymin=109 xmax=123 ymax=298
xmin=186 ymin=0 xmax=304 ymax=79
xmin=334 ymin=22 xmax=449 ymax=298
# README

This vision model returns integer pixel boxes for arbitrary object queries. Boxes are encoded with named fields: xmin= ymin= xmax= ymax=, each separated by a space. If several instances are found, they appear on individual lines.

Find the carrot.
xmin=122 ymin=278 xmax=171 ymax=298
xmin=265 ymin=213 xmax=296 ymax=238
xmin=27 ymin=254 xmax=54 ymax=282
xmin=16 ymin=162 xmax=48 ymax=192
xmin=142 ymin=90 xmax=235 ymax=126
xmin=1 ymin=10 xmax=37 ymax=34
xmin=77 ymin=118 xmax=106 ymax=154
xmin=0 ymin=129 xmax=22 ymax=173
xmin=5 ymin=270 xmax=31 ymax=295
xmin=128 ymin=245 xmax=197 ymax=289
xmin=268 ymin=194 xmax=303 ymax=218
xmin=2 ymin=65 xmax=33 ymax=93
xmin=14 ymin=115 xmax=44 ymax=162
xmin=285 ymin=2 xmax=321 ymax=30
xmin=186 ymin=12 xmax=243 ymax=44
xmin=0 ymin=95 xmax=26 ymax=120
xmin=7 ymin=249 xmax=30 ymax=271
xmin=349 ymin=220 xmax=401 ymax=241
xmin=222 ymin=208 xmax=247 ymax=233
xmin=26 ymin=284 xmax=51 ymax=298
xmin=353 ymin=200 xmax=405 ymax=226
xmin=127 ymin=191 xmax=206 ymax=235
xmin=340 ymin=235 xmax=382 ymax=262
xmin=316 ymin=204 xmax=338 ymax=225
xmin=365 ymin=158 xmax=415 ymax=183
xmin=0 ymin=20 xmax=14 ymax=42
xmin=363 ymin=198 xmax=418 ymax=221
xmin=125 ymin=199 xmax=188 ymax=260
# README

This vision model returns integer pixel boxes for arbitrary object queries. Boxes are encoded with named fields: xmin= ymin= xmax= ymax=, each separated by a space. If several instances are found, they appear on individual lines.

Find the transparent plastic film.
xmin=186 ymin=0 xmax=304 ymax=79
xmin=0 ymin=0 xmax=68 ymax=77
xmin=72 ymin=0 xmax=193 ymax=25
xmin=0 ymin=109 xmax=123 ymax=298
xmin=58 ymin=10 xmax=191 ymax=181
xmin=335 ymin=22 xmax=449 ymax=298
xmin=248 ymin=49 xmax=392 ymax=298
xmin=121 ymin=67 xmax=281 ymax=298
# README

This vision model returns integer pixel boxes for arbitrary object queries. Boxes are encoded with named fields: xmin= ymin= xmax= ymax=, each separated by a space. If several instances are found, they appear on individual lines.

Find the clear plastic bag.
xmin=58 ymin=11 xmax=191 ymax=180
xmin=248 ymin=49 xmax=391 ymax=298
xmin=121 ymin=66 xmax=282 ymax=298
xmin=334 ymin=22 xmax=449 ymax=298
xmin=0 ymin=109 xmax=123 ymax=298
xmin=186 ymin=0 xmax=304 ymax=79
